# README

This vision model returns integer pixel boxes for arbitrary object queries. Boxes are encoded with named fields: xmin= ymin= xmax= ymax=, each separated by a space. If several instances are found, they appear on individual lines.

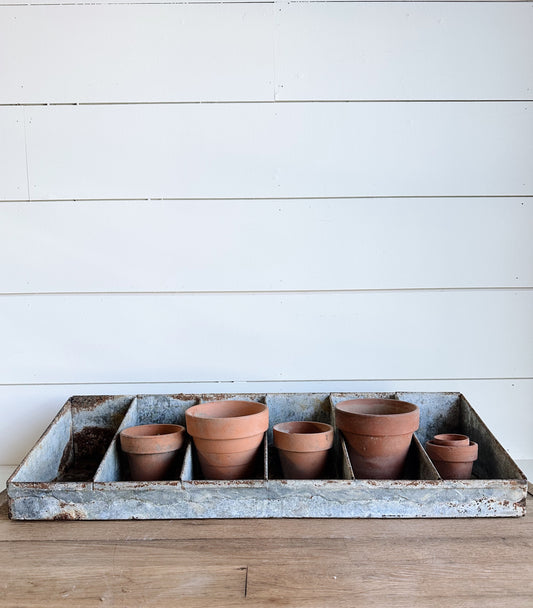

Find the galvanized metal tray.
xmin=7 ymin=392 xmax=527 ymax=519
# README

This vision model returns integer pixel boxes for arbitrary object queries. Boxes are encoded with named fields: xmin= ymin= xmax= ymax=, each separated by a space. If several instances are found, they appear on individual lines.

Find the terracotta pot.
xmin=273 ymin=421 xmax=334 ymax=479
xmin=335 ymin=398 xmax=419 ymax=479
xmin=425 ymin=439 xmax=478 ymax=479
xmin=432 ymin=433 xmax=470 ymax=447
xmin=185 ymin=400 xmax=268 ymax=480
xmin=120 ymin=424 xmax=186 ymax=481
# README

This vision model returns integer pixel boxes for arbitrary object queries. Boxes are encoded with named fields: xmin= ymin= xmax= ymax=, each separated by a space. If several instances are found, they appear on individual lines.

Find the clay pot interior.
xmin=185 ymin=400 xmax=269 ymax=480
xmin=272 ymin=421 xmax=334 ymax=479
xmin=120 ymin=423 xmax=186 ymax=481
xmin=335 ymin=398 xmax=420 ymax=480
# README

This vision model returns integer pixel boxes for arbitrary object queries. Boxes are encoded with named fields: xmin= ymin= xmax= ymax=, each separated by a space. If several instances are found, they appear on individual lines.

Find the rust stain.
xmin=169 ymin=394 xmax=198 ymax=402
xmin=13 ymin=481 xmax=52 ymax=489
xmin=50 ymin=427 xmax=116 ymax=481
xmin=74 ymin=427 xmax=115 ymax=460
xmin=198 ymin=394 xmax=266 ymax=404
xmin=52 ymin=510 xmax=86 ymax=521
xmin=70 ymin=395 xmax=117 ymax=410
xmin=57 ymin=440 xmax=74 ymax=477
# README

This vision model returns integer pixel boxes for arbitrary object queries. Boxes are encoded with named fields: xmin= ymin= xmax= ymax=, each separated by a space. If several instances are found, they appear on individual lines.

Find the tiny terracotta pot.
xmin=185 ymin=400 xmax=269 ymax=480
xmin=335 ymin=398 xmax=419 ymax=479
xmin=273 ymin=421 xmax=334 ymax=479
xmin=425 ymin=439 xmax=478 ymax=479
xmin=120 ymin=424 xmax=186 ymax=481
xmin=432 ymin=433 xmax=470 ymax=447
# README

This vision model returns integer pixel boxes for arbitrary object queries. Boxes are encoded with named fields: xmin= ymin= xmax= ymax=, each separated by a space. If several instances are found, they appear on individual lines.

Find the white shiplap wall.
xmin=1 ymin=1 xmax=532 ymax=467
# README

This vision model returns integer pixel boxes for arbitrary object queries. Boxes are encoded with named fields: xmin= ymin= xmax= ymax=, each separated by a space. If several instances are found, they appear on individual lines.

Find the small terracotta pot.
xmin=432 ymin=433 xmax=470 ymax=447
xmin=185 ymin=400 xmax=268 ymax=480
xmin=335 ymin=398 xmax=419 ymax=479
xmin=273 ymin=421 xmax=334 ymax=479
xmin=425 ymin=439 xmax=478 ymax=479
xmin=120 ymin=424 xmax=186 ymax=481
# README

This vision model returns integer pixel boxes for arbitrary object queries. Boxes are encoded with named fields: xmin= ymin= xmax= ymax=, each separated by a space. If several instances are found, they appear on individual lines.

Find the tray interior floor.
xmin=1 ymin=489 xmax=532 ymax=607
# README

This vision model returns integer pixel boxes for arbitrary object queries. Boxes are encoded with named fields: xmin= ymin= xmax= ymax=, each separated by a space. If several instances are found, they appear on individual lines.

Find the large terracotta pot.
xmin=335 ymin=398 xmax=419 ymax=479
xmin=425 ymin=437 xmax=478 ymax=479
xmin=273 ymin=421 xmax=334 ymax=479
xmin=120 ymin=424 xmax=186 ymax=481
xmin=185 ymin=400 xmax=269 ymax=480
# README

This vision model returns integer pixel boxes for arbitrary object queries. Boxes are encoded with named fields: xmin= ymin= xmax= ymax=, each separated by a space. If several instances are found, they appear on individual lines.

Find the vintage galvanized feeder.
xmin=7 ymin=392 xmax=527 ymax=520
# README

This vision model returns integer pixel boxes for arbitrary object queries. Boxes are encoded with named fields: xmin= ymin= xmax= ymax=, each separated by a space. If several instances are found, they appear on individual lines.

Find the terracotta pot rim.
xmin=187 ymin=400 xmax=266 ymax=420
xmin=273 ymin=421 xmax=334 ymax=453
xmin=425 ymin=440 xmax=478 ymax=463
xmin=120 ymin=424 xmax=186 ymax=455
xmin=335 ymin=399 xmax=419 ymax=436
xmin=186 ymin=400 xmax=269 ymax=439
xmin=120 ymin=424 xmax=185 ymax=439
xmin=273 ymin=421 xmax=333 ymax=435
xmin=335 ymin=398 xmax=419 ymax=417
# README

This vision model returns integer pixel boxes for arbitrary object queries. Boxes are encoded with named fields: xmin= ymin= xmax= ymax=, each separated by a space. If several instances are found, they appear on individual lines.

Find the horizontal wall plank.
xmin=0 ymin=379 xmax=531 ymax=464
xmin=0 ymin=107 xmax=27 ymax=200
xmin=0 ymin=5 xmax=274 ymax=104
xmin=2 ymin=4 xmax=531 ymax=103
xmin=275 ymin=2 xmax=533 ymax=101
xmin=0 ymin=291 xmax=531 ymax=385
xmin=0 ymin=198 xmax=532 ymax=292
xmin=16 ymin=102 xmax=533 ymax=200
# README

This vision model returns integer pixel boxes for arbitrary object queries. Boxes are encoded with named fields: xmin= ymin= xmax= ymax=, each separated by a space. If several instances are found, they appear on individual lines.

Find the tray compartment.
xmin=11 ymin=395 xmax=133 ymax=485
xmin=330 ymin=392 xmax=439 ymax=481
xmin=398 ymin=391 xmax=526 ymax=481
xmin=267 ymin=393 xmax=343 ymax=481
xmin=95 ymin=394 xmax=198 ymax=483
xmin=177 ymin=394 xmax=269 ymax=520
xmin=182 ymin=393 xmax=267 ymax=482
xmin=8 ymin=395 xmax=133 ymax=519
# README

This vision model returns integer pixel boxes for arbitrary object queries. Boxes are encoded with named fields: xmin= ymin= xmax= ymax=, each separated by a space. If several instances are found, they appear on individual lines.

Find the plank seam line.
xmin=1 ymin=195 xmax=532 ymax=202
xmin=0 ymin=1 xmax=275 ymax=6
xmin=243 ymin=566 xmax=249 ymax=598
xmin=0 ymin=378 xmax=530 ymax=387
xmin=0 ymin=287 xmax=532 ymax=297
xmin=1 ymin=100 xmax=532 ymax=107
xmin=0 ymin=1 xmax=531 ymax=6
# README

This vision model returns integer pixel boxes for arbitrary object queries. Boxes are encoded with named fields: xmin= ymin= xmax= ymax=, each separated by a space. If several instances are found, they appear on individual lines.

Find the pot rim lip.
xmin=120 ymin=423 xmax=185 ymax=439
xmin=185 ymin=399 xmax=268 ymax=421
xmin=432 ymin=433 xmax=470 ymax=445
xmin=273 ymin=421 xmax=334 ymax=436
xmin=427 ymin=439 xmax=477 ymax=448
xmin=335 ymin=398 xmax=419 ymax=418
xmin=425 ymin=439 xmax=478 ymax=461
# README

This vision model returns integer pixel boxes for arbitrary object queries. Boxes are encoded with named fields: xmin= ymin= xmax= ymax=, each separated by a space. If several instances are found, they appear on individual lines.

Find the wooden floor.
xmin=1 ymin=491 xmax=532 ymax=608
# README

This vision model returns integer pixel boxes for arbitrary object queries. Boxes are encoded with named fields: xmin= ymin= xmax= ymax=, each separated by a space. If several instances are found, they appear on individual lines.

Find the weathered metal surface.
xmin=7 ymin=392 xmax=528 ymax=520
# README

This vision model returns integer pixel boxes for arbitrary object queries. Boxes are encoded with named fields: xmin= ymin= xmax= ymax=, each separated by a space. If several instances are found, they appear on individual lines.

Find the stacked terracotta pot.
xmin=335 ymin=398 xmax=420 ymax=479
xmin=185 ymin=400 xmax=269 ymax=480
xmin=425 ymin=433 xmax=478 ymax=479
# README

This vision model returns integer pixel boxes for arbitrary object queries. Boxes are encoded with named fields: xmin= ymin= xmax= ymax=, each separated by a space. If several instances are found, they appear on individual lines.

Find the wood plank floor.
xmin=1 ymin=491 xmax=532 ymax=607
